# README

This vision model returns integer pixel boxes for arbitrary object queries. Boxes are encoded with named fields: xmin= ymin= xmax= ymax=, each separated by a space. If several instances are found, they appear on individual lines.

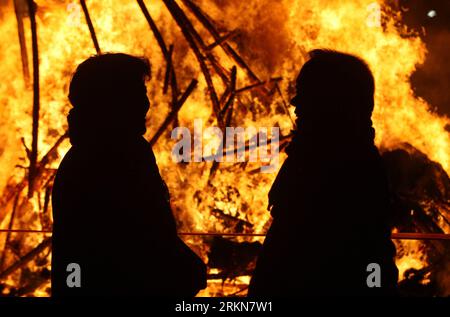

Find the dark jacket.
xmin=249 ymin=130 xmax=398 ymax=296
xmin=51 ymin=136 xmax=206 ymax=296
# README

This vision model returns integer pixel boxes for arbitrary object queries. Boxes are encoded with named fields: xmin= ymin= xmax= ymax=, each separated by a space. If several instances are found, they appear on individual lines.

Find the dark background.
xmin=397 ymin=0 xmax=450 ymax=119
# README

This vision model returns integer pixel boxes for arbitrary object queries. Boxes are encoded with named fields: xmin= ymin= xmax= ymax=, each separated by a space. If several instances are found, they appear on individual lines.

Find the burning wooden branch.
xmin=205 ymin=30 xmax=238 ymax=52
xmin=26 ymin=0 xmax=39 ymax=199
xmin=0 ymin=237 xmax=51 ymax=281
xmin=181 ymin=0 xmax=260 ymax=83
xmin=162 ymin=0 xmax=230 ymax=87
xmin=80 ymin=0 xmax=101 ymax=54
xmin=180 ymin=0 xmax=280 ymax=113
xmin=150 ymin=79 xmax=198 ymax=146
xmin=0 ymin=133 xmax=65 ymax=285
xmin=207 ymin=67 xmax=238 ymax=179
xmin=221 ymin=66 xmax=237 ymax=123
xmin=0 ymin=132 xmax=67 ymax=214
xmin=163 ymin=44 xmax=175 ymax=95
xmin=13 ymin=0 xmax=30 ymax=87
xmin=235 ymin=77 xmax=282 ymax=94
xmin=202 ymin=133 xmax=292 ymax=163
xmin=0 ymin=194 xmax=20 ymax=271
xmin=137 ymin=0 xmax=179 ymax=101
xmin=163 ymin=0 xmax=224 ymax=129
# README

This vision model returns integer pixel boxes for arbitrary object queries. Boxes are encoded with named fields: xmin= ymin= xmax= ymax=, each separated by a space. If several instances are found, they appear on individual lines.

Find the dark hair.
xmin=67 ymin=53 xmax=151 ymax=145
xmin=296 ymin=49 xmax=375 ymax=122
xmin=68 ymin=53 xmax=150 ymax=110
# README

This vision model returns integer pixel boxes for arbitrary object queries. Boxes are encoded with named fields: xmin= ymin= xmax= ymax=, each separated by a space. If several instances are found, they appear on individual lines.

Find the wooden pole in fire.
xmin=0 ymin=132 xmax=68 ymax=209
xmin=162 ymin=0 xmax=224 ymax=130
xmin=165 ymin=0 xmax=229 ymax=87
xmin=13 ymin=0 xmax=30 ymax=87
xmin=150 ymin=79 xmax=198 ymax=146
xmin=136 ymin=0 xmax=179 ymax=98
xmin=80 ymin=0 xmax=101 ymax=54
xmin=0 ymin=237 xmax=52 ymax=281
xmin=181 ymin=0 xmax=260 ymax=83
xmin=209 ymin=66 xmax=237 ymax=180
xmin=26 ymin=0 xmax=39 ymax=198
xmin=0 ymin=194 xmax=21 ymax=271
xmin=182 ymin=0 xmax=275 ymax=102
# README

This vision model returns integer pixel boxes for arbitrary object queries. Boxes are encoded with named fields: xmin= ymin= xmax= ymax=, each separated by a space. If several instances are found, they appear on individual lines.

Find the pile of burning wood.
xmin=0 ymin=0 xmax=448 ymax=297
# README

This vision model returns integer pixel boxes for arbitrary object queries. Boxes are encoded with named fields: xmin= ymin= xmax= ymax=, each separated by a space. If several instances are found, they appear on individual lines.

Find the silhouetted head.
xmin=290 ymin=49 xmax=375 ymax=143
xmin=68 ymin=53 xmax=150 ymax=145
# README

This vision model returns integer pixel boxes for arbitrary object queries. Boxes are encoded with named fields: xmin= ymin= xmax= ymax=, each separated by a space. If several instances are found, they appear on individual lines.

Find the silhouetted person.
xmin=52 ymin=53 xmax=206 ymax=296
xmin=249 ymin=50 xmax=398 ymax=296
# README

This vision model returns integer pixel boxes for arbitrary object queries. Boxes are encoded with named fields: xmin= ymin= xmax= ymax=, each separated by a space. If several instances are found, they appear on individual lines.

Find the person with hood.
xmin=51 ymin=53 xmax=206 ymax=296
xmin=249 ymin=50 xmax=398 ymax=296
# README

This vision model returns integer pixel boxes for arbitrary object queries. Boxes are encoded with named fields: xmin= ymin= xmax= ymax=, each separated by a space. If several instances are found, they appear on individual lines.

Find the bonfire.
xmin=0 ymin=0 xmax=448 ymax=296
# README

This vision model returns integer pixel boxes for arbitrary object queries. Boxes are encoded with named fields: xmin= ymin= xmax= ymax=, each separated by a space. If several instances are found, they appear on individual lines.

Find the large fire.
xmin=0 ymin=0 xmax=449 ymax=297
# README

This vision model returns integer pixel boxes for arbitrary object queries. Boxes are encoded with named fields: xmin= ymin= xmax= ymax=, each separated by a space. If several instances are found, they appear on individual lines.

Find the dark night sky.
xmin=399 ymin=0 xmax=450 ymax=119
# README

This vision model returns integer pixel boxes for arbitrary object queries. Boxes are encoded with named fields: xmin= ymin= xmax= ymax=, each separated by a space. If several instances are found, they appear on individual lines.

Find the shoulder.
xmin=53 ymin=145 xmax=113 ymax=193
